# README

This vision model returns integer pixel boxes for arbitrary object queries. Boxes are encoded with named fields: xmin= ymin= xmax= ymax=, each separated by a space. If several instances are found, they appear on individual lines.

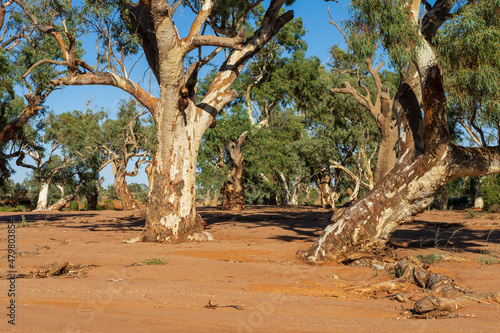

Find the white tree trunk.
xmin=290 ymin=178 xmax=301 ymax=206
xmin=34 ymin=182 xmax=50 ymax=212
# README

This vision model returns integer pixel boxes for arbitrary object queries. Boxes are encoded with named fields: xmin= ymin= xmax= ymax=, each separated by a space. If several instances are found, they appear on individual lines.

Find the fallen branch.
xmin=349 ymin=256 xmax=500 ymax=317
xmin=204 ymin=299 xmax=244 ymax=310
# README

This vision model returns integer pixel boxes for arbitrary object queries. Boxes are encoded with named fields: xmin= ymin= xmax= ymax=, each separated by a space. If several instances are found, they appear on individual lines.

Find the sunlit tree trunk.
xmin=318 ymin=171 xmax=337 ymax=209
xmin=112 ymin=162 xmax=140 ymax=210
xmin=221 ymin=131 xmax=247 ymax=211
xmin=35 ymin=181 xmax=50 ymax=211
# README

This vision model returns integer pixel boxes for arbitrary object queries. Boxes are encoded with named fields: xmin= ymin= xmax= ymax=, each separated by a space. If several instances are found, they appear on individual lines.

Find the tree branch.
xmin=196 ymin=0 xmax=294 ymax=134
xmin=51 ymin=72 xmax=159 ymax=115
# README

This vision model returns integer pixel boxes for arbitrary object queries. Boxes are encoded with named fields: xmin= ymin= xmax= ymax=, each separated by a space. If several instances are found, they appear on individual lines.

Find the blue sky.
xmin=12 ymin=1 xmax=350 ymax=187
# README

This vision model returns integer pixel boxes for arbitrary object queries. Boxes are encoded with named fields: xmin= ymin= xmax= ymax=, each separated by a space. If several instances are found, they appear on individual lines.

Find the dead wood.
xmin=2 ymin=261 xmax=94 ymax=279
xmin=204 ymin=299 xmax=244 ymax=310
xmin=349 ymin=256 xmax=500 ymax=317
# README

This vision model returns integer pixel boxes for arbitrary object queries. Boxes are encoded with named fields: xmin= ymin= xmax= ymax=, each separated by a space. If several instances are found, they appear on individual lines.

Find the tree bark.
xmin=34 ymin=181 xmax=49 ymax=211
xmin=112 ymin=162 xmax=140 ymax=210
xmin=439 ymin=183 xmax=448 ymax=210
xmin=221 ymin=131 xmax=247 ymax=211
xmin=318 ymin=171 xmax=337 ymax=209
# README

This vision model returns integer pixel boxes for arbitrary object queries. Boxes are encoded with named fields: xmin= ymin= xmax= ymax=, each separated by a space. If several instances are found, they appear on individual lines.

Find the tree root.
xmin=349 ymin=256 xmax=500 ymax=317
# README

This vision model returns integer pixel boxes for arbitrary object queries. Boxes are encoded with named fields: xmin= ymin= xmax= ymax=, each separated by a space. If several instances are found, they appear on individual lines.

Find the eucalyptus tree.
xmin=328 ymin=42 xmax=399 ymax=185
xmin=197 ymin=104 xmax=251 ymax=208
xmin=46 ymin=109 xmax=110 ymax=210
xmin=0 ymin=0 xmax=81 ymax=146
xmin=300 ymin=0 xmax=500 ymax=263
xmin=7 ymin=0 xmax=295 ymax=241
xmin=215 ymin=14 xmax=306 ymax=210
xmin=7 ymin=114 xmax=81 ymax=212
xmin=100 ymin=99 xmax=154 ymax=210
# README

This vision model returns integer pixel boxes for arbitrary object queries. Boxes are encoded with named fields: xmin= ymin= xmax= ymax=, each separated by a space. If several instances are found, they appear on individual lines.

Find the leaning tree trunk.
xmin=47 ymin=184 xmax=81 ymax=211
xmin=221 ymin=131 xmax=248 ymax=211
xmin=299 ymin=14 xmax=500 ymax=263
xmin=113 ymin=163 xmax=140 ymax=210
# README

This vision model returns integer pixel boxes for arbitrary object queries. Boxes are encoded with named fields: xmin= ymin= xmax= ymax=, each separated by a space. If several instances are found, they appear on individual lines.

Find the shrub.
xmin=102 ymin=199 xmax=115 ymax=210
xmin=69 ymin=200 xmax=79 ymax=211
xmin=480 ymin=175 xmax=500 ymax=211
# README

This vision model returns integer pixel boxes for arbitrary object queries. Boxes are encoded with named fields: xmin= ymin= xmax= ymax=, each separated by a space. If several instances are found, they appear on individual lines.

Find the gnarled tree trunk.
xmin=299 ymin=5 xmax=500 ymax=263
xmin=221 ymin=131 xmax=247 ymax=211
xmin=112 ymin=162 xmax=140 ymax=210
xmin=318 ymin=171 xmax=337 ymax=209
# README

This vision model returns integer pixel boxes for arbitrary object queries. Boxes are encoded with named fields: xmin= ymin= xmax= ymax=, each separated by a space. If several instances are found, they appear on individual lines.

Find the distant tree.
xmin=46 ymin=109 xmax=109 ymax=211
xmin=100 ymin=99 xmax=154 ymax=210
xmin=13 ymin=120 xmax=77 ymax=211
xmin=197 ymin=13 xmax=306 ymax=210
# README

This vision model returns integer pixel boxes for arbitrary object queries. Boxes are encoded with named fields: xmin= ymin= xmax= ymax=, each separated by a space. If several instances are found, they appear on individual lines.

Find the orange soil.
xmin=0 ymin=207 xmax=499 ymax=332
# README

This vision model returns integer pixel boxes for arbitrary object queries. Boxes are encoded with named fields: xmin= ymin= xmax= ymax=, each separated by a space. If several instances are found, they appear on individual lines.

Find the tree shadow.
xmin=200 ymin=206 xmax=332 ymax=242
xmin=0 ymin=211 xmax=145 ymax=232
xmin=390 ymin=220 xmax=499 ymax=254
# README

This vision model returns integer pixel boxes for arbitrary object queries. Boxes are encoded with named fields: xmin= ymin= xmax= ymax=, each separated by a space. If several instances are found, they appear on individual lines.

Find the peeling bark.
xmin=318 ymin=171 xmax=337 ymax=209
xmin=34 ymin=182 xmax=49 ymax=211
xmin=221 ymin=131 xmax=247 ymax=211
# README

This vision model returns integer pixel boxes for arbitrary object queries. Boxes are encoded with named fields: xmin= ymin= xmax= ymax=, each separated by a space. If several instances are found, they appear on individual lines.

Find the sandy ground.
xmin=0 ymin=206 xmax=499 ymax=332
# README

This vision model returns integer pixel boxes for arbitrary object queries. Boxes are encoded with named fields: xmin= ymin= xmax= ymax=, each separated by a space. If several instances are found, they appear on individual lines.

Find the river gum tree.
xmin=9 ymin=0 xmax=294 ymax=242
xmin=300 ymin=0 xmax=500 ymax=263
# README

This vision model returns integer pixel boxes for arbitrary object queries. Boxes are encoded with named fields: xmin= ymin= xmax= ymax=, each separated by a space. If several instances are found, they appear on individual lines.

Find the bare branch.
xmin=51 ymin=72 xmax=159 ymax=115
xmin=23 ymin=59 xmax=68 ymax=78
xmin=328 ymin=8 xmax=350 ymax=49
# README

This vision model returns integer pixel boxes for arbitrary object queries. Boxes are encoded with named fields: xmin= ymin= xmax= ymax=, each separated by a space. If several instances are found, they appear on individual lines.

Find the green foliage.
xmin=82 ymin=0 xmax=140 ymax=56
xmin=346 ymin=0 xmax=421 ymax=72
xmin=436 ymin=0 xmax=500 ymax=144
xmin=68 ymin=200 xmax=79 ymax=211
xmin=104 ymin=185 xmax=118 ymax=200
xmin=480 ymin=175 xmax=500 ymax=210
xmin=0 ymin=179 xmax=32 ymax=207
xmin=138 ymin=258 xmax=166 ymax=266
xmin=101 ymin=199 xmax=115 ymax=210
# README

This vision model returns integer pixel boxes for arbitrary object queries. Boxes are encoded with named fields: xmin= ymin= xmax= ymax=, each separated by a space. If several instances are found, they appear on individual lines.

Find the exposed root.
xmin=187 ymin=231 xmax=215 ymax=241
xmin=2 ymin=261 xmax=94 ymax=279
xmin=349 ymin=256 xmax=500 ymax=317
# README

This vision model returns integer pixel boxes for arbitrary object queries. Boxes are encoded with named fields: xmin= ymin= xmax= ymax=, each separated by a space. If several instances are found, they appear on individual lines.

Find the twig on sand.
xmin=204 ymin=299 xmax=244 ymax=310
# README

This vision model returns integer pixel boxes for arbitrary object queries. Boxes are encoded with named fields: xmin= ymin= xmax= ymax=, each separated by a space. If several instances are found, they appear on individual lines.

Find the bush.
xmin=101 ymin=199 xmax=115 ymax=210
xmin=480 ymin=175 xmax=500 ymax=211
xmin=69 ymin=200 xmax=79 ymax=211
